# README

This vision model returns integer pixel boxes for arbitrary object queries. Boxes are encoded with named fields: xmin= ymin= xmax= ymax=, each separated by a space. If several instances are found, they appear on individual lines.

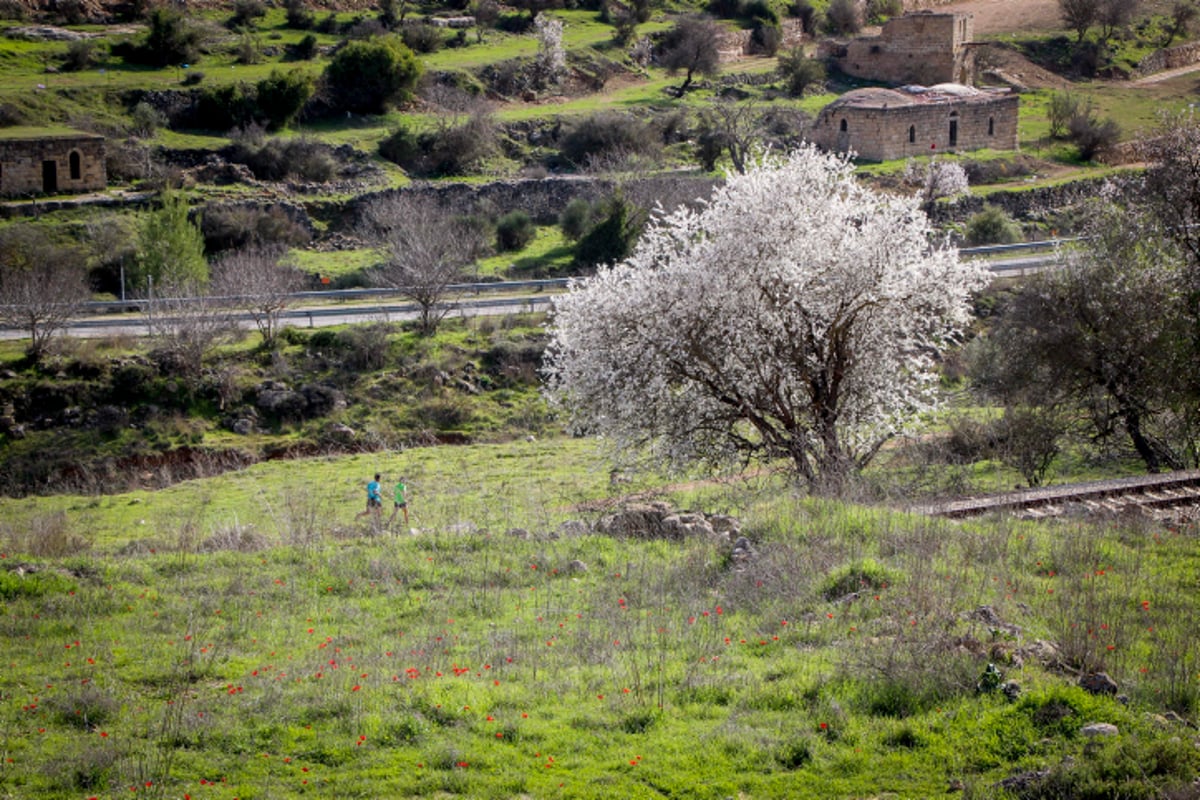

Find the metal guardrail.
xmin=55 ymin=239 xmax=1078 ymax=318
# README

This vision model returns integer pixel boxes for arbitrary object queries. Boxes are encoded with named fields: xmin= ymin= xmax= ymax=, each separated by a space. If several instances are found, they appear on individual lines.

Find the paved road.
xmin=0 ymin=251 xmax=1054 ymax=341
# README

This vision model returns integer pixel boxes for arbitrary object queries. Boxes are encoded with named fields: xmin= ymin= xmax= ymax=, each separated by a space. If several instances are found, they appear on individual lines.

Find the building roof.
xmin=822 ymin=84 xmax=1007 ymax=112
xmin=0 ymin=126 xmax=104 ymax=141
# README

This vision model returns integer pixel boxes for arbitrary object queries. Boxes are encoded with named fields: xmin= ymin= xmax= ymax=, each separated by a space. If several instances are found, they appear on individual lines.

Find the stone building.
xmin=0 ymin=128 xmax=106 ymax=198
xmin=822 ymin=11 xmax=976 ymax=86
xmin=810 ymin=84 xmax=1019 ymax=162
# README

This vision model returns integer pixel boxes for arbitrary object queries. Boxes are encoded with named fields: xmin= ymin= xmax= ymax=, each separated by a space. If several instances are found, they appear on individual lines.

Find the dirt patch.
xmin=936 ymin=0 xmax=1065 ymax=36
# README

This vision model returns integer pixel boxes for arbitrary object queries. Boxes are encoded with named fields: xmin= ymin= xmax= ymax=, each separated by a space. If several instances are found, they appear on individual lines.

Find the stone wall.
xmin=0 ymin=133 xmax=106 ymax=197
xmin=812 ymin=93 xmax=1018 ymax=161
xmin=826 ymin=12 xmax=974 ymax=86
xmin=1131 ymin=40 xmax=1200 ymax=77
xmin=345 ymin=174 xmax=722 ymax=229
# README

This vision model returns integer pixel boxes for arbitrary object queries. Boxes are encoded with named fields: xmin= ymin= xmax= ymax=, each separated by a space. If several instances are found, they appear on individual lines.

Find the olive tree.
xmin=545 ymin=147 xmax=988 ymax=492
xmin=660 ymin=15 xmax=722 ymax=94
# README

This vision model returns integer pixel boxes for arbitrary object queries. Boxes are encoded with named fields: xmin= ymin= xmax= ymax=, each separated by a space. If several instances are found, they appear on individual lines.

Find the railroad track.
xmin=916 ymin=469 xmax=1200 ymax=522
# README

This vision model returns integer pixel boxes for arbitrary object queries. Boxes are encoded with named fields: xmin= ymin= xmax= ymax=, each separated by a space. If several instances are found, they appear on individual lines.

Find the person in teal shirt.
xmin=356 ymin=473 xmax=383 ymax=522
xmin=388 ymin=476 xmax=409 ymax=527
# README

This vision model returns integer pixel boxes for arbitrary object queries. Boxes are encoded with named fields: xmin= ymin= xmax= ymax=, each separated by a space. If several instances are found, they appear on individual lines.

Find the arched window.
xmin=988 ymin=117 xmax=995 ymax=136
xmin=69 ymin=150 xmax=81 ymax=180
xmin=908 ymin=125 xmax=916 ymax=143
xmin=839 ymin=118 xmax=847 ymax=133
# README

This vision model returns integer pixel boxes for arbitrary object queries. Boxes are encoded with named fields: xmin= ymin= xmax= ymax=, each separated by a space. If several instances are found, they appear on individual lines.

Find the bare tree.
xmin=360 ymin=195 xmax=488 ymax=335
xmin=0 ymin=226 xmax=89 ymax=361
xmin=144 ymin=280 xmax=235 ymax=382
xmin=660 ymin=15 xmax=723 ymax=94
xmin=695 ymin=98 xmax=763 ymax=174
xmin=1059 ymin=0 xmax=1099 ymax=41
xmin=212 ymin=245 xmax=305 ymax=347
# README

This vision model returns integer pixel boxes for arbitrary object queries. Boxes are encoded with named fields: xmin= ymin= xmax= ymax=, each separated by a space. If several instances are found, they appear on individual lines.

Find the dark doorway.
xmin=42 ymin=160 xmax=57 ymax=194
xmin=69 ymin=151 xmax=81 ymax=180
xmin=948 ymin=119 xmax=958 ymax=147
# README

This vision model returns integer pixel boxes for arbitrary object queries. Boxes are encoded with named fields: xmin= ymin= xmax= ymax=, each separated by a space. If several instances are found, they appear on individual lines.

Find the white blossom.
xmin=533 ymin=14 xmax=566 ymax=86
xmin=544 ymin=146 xmax=989 ymax=490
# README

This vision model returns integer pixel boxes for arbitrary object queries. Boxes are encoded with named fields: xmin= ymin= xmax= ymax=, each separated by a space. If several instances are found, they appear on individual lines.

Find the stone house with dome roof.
xmin=810 ymin=83 xmax=1018 ymax=162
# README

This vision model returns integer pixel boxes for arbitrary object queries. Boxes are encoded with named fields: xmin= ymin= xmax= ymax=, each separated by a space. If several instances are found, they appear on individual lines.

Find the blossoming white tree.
xmin=544 ymin=146 xmax=988 ymax=491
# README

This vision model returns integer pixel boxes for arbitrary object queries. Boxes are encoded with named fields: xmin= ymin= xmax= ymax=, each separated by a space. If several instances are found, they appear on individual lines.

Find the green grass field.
xmin=0 ymin=438 xmax=1198 ymax=799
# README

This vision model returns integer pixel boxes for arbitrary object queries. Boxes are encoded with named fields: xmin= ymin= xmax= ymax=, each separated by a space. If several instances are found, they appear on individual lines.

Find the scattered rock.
xmin=1079 ymin=672 xmax=1119 ymax=696
xmin=556 ymin=520 xmax=589 ymax=537
xmin=1001 ymin=681 xmax=1022 ymax=702
xmin=729 ymin=535 xmax=756 ymax=569
xmin=995 ymin=770 xmax=1050 ymax=792
xmin=505 ymin=527 xmax=530 ymax=539
xmin=1163 ymin=711 xmax=1191 ymax=727
xmin=1081 ymin=722 xmax=1119 ymax=738
xmin=231 ymin=418 xmax=255 ymax=435
xmin=967 ymin=605 xmax=1022 ymax=635
xmin=596 ymin=502 xmax=736 ymax=542
xmin=947 ymin=778 xmax=964 ymax=792
xmin=567 ymin=559 xmax=588 ymax=573
xmin=445 ymin=521 xmax=479 ymax=535
xmin=1016 ymin=639 xmax=1063 ymax=669
xmin=323 ymin=422 xmax=355 ymax=443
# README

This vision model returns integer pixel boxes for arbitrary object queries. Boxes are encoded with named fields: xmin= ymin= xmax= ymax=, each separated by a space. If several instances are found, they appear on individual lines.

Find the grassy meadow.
xmin=1 ymin=438 xmax=1198 ymax=799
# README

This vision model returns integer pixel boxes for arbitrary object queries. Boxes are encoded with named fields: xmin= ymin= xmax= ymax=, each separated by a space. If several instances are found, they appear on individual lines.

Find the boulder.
xmin=556 ymin=520 xmax=590 ymax=537
xmin=1079 ymin=672 xmax=1119 ymax=696
xmin=1080 ymin=722 xmax=1119 ymax=738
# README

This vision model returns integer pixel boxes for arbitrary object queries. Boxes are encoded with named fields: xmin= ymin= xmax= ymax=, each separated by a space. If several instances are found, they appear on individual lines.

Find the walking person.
xmin=387 ymin=476 xmax=409 ymax=528
xmin=356 ymin=473 xmax=383 ymax=524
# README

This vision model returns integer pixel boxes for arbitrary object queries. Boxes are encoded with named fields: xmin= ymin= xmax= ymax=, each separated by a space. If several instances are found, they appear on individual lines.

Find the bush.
xmin=823 ymin=0 xmax=859 ymax=34
xmin=820 ymin=558 xmax=894 ymax=600
xmin=965 ymin=204 xmax=1022 ymax=246
xmin=181 ymin=69 xmax=204 ymax=85
xmin=750 ymin=18 xmax=782 ymax=56
xmin=229 ymin=136 xmax=336 ymax=182
xmin=255 ymin=68 xmax=314 ymax=129
xmin=130 ymin=100 xmax=166 ymax=136
xmin=573 ymin=195 xmax=642 ymax=267
xmin=790 ymin=0 xmax=819 ymax=34
xmin=865 ymin=0 xmax=902 ymax=23
xmin=201 ymin=203 xmax=312 ymax=252
xmin=740 ymin=0 xmax=778 ymax=23
xmin=234 ymin=32 xmax=263 ymax=64
xmin=402 ymin=22 xmax=444 ymax=53
xmin=559 ymin=110 xmax=661 ymax=169
xmin=290 ymin=33 xmax=319 ymax=60
xmin=228 ymin=0 xmax=266 ymax=29
xmin=777 ymin=46 xmax=825 ymax=96
xmin=285 ymin=0 xmax=315 ymax=29
xmin=1047 ymin=91 xmax=1079 ymax=139
xmin=559 ymin=198 xmax=593 ymax=241
xmin=378 ymin=114 xmax=497 ymax=177
xmin=496 ymin=211 xmax=535 ymax=252
xmin=134 ymin=7 xmax=202 ymax=66
xmin=61 ymin=39 xmax=101 ymax=72
xmin=196 ymin=83 xmax=257 ymax=131
xmin=323 ymin=36 xmax=423 ymax=114
xmin=1067 ymin=104 xmax=1121 ymax=161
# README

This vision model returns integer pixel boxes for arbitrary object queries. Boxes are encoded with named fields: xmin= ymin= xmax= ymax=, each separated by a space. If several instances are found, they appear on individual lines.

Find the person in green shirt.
xmin=388 ymin=476 xmax=409 ymax=527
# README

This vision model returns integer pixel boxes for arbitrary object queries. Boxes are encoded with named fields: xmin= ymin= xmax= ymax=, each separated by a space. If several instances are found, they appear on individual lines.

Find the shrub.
xmin=378 ymin=114 xmax=497 ymax=177
xmin=824 ymin=0 xmax=859 ymax=34
xmin=865 ymin=0 xmax=902 ymax=23
xmin=323 ymin=36 xmax=423 ymax=114
xmin=228 ymin=136 xmax=335 ymax=182
xmin=130 ymin=100 xmax=166 ymax=136
xmin=750 ymin=18 xmax=782 ymax=55
xmin=181 ymin=69 xmax=204 ymax=85
xmin=964 ymin=204 xmax=1022 ymax=246
xmin=335 ymin=323 xmax=392 ymax=370
xmin=402 ymin=22 xmax=444 ymax=53
xmin=790 ymin=0 xmax=820 ymax=34
xmin=136 ymin=7 xmax=202 ymax=66
xmin=559 ymin=198 xmax=594 ymax=241
xmin=234 ymin=32 xmax=263 ymax=64
xmin=201 ymin=204 xmax=312 ymax=252
xmin=1047 ymin=91 xmax=1079 ymax=139
xmin=291 ymin=33 xmax=319 ymax=60
xmin=1067 ymin=103 xmax=1120 ymax=161
xmin=496 ymin=211 xmax=536 ymax=252
xmin=820 ymin=558 xmax=893 ymax=600
xmin=228 ymin=0 xmax=266 ymax=29
xmin=559 ymin=110 xmax=661 ymax=169
xmin=255 ymin=68 xmax=314 ymax=129
xmin=196 ymin=83 xmax=257 ymax=131
xmin=777 ymin=46 xmax=825 ymax=96
xmin=285 ymin=0 xmax=315 ymax=29
xmin=61 ymin=39 xmax=101 ymax=72
xmin=573 ymin=194 xmax=642 ymax=267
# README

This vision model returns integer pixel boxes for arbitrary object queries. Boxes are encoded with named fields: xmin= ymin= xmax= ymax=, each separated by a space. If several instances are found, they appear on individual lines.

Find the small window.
xmin=908 ymin=125 xmax=915 ymax=143
xmin=69 ymin=150 xmax=81 ymax=180
xmin=988 ymin=117 xmax=995 ymax=136
xmin=839 ymin=118 xmax=848 ymax=133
